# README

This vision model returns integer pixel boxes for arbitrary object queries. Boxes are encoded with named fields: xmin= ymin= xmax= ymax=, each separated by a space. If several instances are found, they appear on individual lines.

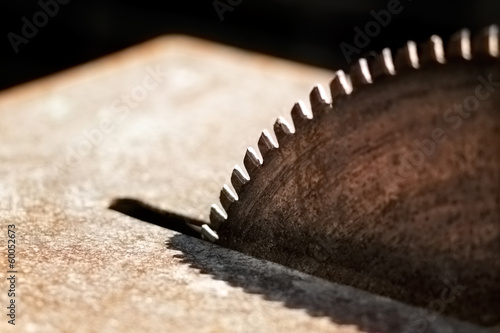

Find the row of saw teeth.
xmin=208 ymin=25 xmax=499 ymax=232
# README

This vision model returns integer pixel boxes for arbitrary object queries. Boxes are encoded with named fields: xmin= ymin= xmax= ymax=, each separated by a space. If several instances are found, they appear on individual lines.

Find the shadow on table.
xmin=168 ymin=233 xmax=488 ymax=333
xmin=109 ymin=197 xmax=484 ymax=333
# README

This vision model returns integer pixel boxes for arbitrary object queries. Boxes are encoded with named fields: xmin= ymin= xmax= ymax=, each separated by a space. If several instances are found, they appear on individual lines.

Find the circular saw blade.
xmin=209 ymin=26 xmax=500 ymax=325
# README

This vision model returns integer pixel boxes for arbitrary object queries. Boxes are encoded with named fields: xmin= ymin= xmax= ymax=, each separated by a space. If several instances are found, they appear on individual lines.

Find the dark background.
xmin=0 ymin=0 xmax=499 ymax=91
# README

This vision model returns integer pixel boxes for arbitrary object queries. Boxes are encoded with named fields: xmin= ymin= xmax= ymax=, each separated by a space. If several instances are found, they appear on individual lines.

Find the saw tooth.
xmin=420 ymin=35 xmax=446 ymax=65
xmin=290 ymin=100 xmax=311 ymax=129
xmin=472 ymin=25 xmax=499 ymax=58
xmin=273 ymin=116 xmax=293 ymax=144
xmin=350 ymin=58 xmax=373 ymax=87
xmin=258 ymin=129 xmax=278 ymax=157
xmin=201 ymin=224 xmax=219 ymax=242
xmin=394 ymin=41 xmax=420 ymax=70
xmin=329 ymin=70 xmax=353 ymax=102
xmin=309 ymin=84 xmax=329 ymax=113
xmin=209 ymin=204 xmax=226 ymax=229
xmin=370 ymin=48 xmax=396 ymax=79
xmin=447 ymin=28 xmax=471 ymax=60
xmin=231 ymin=165 xmax=249 ymax=193
xmin=243 ymin=147 xmax=262 ymax=176
xmin=220 ymin=184 xmax=237 ymax=211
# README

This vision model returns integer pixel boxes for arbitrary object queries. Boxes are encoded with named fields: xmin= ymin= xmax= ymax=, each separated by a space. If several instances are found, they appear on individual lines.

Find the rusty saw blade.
xmin=200 ymin=26 xmax=500 ymax=326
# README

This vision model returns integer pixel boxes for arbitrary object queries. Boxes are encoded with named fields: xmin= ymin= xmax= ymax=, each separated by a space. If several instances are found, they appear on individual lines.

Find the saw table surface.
xmin=0 ymin=35 xmax=489 ymax=333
